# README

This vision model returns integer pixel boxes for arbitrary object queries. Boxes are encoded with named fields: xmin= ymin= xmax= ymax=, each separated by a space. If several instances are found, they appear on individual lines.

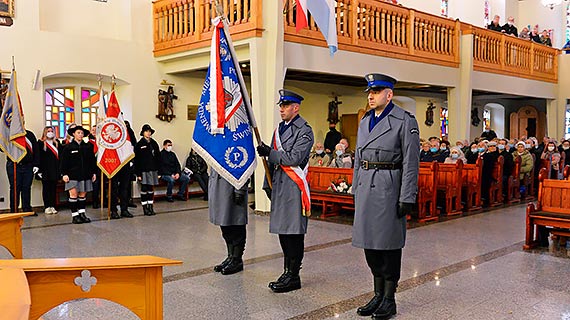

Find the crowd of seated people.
xmin=487 ymin=15 xmax=553 ymax=47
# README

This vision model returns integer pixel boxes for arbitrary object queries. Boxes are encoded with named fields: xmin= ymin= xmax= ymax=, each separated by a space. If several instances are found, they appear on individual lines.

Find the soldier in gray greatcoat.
xmin=209 ymin=169 xmax=249 ymax=275
xmin=352 ymin=74 xmax=420 ymax=320
xmin=257 ymin=89 xmax=314 ymax=293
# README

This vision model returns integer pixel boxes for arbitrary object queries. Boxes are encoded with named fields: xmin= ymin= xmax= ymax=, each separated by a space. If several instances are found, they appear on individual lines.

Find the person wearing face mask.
xmin=560 ymin=140 xmax=570 ymax=168
xmin=158 ymin=139 xmax=190 ymax=202
xmin=515 ymin=141 xmax=534 ymax=197
xmin=465 ymin=142 xmax=480 ymax=164
xmin=38 ymin=126 xmax=61 ymax=215
xmin=498 ymin=139 xmax=514 ymax=196
xmin=541 ymin=141 xmax=564 ymax=179
xmin=135 ymin=124 xmax=161 ymax=216
xmin=309 ymin=142 xmax=331 ymax=167
xmin=444 ymin=146 xmax=466 ymax=164
xmin=324 ymin=122 xmax=341 ymax=154
xmin=329 ymin=143 xmax=353 ymax=168
xmin=419 ymin=141 xmax=432 ymax=162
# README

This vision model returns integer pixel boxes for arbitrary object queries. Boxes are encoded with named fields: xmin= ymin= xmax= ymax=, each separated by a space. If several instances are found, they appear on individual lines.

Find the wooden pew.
xmin=0 ymin=212 xmax=35 ymax=259
xmin=564 ymin=165 xmax=570 ymax=180
xmin=489 ymin=156 xmax=504 ymax=207
xmin=461 ymin=157 xmax=482 ymax=212
xmin=0 ymin=255 xmax=182 ymax=320
xmin=0 ymin=267 xmax=31 ymax=320
xmin=505 ymin=155 xmax=521 ymax=204
xmin=417 ymin=162 xmax=439 ymax=222
xmin=307 ymin=167 xmax=354 ymax=217
xmin=435 ymin=161 xmax=463 ymax=216
xmin=524 ymin=168 xmax=570 ymax=250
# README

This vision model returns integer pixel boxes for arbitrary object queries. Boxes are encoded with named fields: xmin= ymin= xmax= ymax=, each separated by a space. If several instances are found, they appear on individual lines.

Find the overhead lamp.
xmin=541 ymin=0 xmax=563 ymax=9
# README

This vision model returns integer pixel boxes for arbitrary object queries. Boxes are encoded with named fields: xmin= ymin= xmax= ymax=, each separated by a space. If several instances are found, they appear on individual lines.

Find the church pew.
xmin=0 ymin=212 xmax=35 ymax=259
xmin=0 ymin=255 xmax=182 ymax=320
xmin=435 ymin=161 xmax=463 ymax=216
xmin=461 ymin=157 xmax=483 ymax=211
xmin=564 ymin=165 xmax=570 ymax=180
xmin=489 ymin=156 xmax=504 ymax=207
xmin=307 ymin=167 xmax=354 ymax=217
xmin=417 ymin=162 xmax=439 ymax=222
xmin=506 ymin=155 xmax=521 ymax=204
xmin=524 ymin=168 xmax=570 ymax=249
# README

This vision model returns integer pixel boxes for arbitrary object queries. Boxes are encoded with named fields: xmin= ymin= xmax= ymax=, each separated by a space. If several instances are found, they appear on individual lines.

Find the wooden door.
xmin=341 ymin=114 xmax=358 ymax=150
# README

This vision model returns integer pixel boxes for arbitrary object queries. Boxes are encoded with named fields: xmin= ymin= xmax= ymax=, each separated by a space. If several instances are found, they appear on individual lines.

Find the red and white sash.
xmin=44 ymin=141 xmax=58 ymax=159
xmin=273 ymin=128 xmax=311 ymax=217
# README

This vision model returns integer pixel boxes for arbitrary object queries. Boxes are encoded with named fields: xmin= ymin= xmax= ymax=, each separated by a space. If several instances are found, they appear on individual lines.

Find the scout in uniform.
xmin=210 ymin=171 xmax=249 ymax=275
xmin=257 ymin=89 xmax=314 ymax=293
xmin=352 ymin=74 xmax=420 ymax=319
xmin=60 ymin=125 xmax=97 ymax=224
xmin=134 ymin=124 xmax=161 ymax=216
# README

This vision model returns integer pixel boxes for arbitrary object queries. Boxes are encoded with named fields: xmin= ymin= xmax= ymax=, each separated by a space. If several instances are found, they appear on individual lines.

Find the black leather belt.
xmin=360 ymin=160 xmax=402 ymax=170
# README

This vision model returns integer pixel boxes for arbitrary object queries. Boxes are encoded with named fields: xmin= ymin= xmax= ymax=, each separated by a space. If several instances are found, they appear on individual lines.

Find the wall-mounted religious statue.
xmin=471 ymin=107 xmax=481 ymax=127
xmin=327 ymin=95 xmax=342 ymax=124
xmin=425 ymin=100 xmax=436 ymax=127
xmin=157 ymin=84 xmax=177 ymax=122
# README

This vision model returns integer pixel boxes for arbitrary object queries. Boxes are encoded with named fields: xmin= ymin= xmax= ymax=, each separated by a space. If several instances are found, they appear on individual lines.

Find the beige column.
xmin=551 ymin=54 xmax=570 ymax=141
xmin=249 ymin=1 xmax=284 ymax=213
xmin=447 ymin=33 xmax=474 ymax=141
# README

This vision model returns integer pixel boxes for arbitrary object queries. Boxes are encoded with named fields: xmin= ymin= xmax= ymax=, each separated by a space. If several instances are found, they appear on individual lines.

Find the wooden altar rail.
xmin=465 ymin=25 xmax=560 ymax=83
xmin=153 ymin=0 xmax=263 ymax=57
xmin=283 ymin=0 xmax=460 ymax=68
xmin=0 ymin=212 xmax=34 ymax=259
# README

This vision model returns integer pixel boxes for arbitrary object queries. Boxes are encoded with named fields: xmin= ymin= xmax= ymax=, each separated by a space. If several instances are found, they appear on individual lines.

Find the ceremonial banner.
xmin=192 ymin=17 xmax=256 ymax=189
xmin=0 ymin=70 xmax=27 ymax=163
xmin=295 ymin=0 xmax=338 ymax=55
xmin=96 ymin=91 xmax=134 ymax=178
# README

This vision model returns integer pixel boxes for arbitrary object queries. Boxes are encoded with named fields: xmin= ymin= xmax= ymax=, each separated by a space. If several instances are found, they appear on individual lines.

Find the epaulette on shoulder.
xmin=404 ymin=111 xmax=415 ymax=119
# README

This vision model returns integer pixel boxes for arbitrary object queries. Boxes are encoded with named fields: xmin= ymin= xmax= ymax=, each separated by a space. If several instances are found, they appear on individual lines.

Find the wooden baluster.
xmin=167 ymin=4 xmax=173 ymax=41
xmin=237 ymin=0 xmax=242 ymax=23
xmin=365 ymin=6 xmax=370 ymax=40
xmin=375 ymin=10 xmax=380 ymax=43
xmin=350 ymin=0 xmax=357 ymax=45
xmin=408 ymin=10 xmax=414 ymax=55
xmin=157 ymin=6 xmax=163 ymax=42
xmin=380 ymin=10 xmax=385 ymax=43
xmin=436 ymin=25 xmax=441 ymax=53
xmin=336 ymin=1 xmax=341 ymax=36
xmin=174 ymin=5 xmax=179 ymax=39
xmin=390 ymin=12 xmax=395 ymax=45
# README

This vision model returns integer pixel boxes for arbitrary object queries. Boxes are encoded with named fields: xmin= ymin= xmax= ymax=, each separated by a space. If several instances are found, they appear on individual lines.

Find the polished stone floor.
xmin=3 ymin=198 xmax=570 ymax=320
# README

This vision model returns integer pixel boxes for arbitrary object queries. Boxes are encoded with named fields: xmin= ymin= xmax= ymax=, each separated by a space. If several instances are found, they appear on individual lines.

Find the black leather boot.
xmin=269 ymin=257 xmax=289 ymax=288
xmin=221 ymin=244 xmax=244 ymax=275
xmin=110 ymin=210 xmax=121 ymax=219
xmin=148 ymin=203 xmax=156 ymax=216
xmin=270 ymin=258 xmax=301 ymax=293
xmin=79 ymin=212 xmax=91 ymax=223
xmin=120 ymin=210 xmax=134 ymax=218
xmin=372 ymin=281 xmax=397 ymax=320
xmin=357 ymin=276 xmax=384 ymax=316
xmin=72 ymin=215 xmax=83 ymax=224
xmin=143 ymin=204 xmax=152 ymax=216
xmin=214 ymin=243 xmax=233 ymax=272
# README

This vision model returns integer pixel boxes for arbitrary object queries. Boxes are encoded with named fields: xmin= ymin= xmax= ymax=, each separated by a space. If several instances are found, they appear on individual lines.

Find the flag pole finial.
xmin=213 ymin=0 xmax=223 ymax=17
xmin=111 ymin=74 xmax=116 ymax=91
xmin=11 ymin=56 xmax=15 ymax=71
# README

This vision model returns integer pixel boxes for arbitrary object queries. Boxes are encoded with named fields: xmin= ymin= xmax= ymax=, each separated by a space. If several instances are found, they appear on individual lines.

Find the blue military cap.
xmin=278 ymin=89 xmax=304 ymax=106
xmin=364 ymin=73 xmax=397 ymax=92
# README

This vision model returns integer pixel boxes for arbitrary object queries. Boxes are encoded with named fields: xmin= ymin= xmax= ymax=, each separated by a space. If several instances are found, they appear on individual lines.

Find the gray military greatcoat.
xmin=264 ymin=115 xmax=314 ymax=234
xmin=352 ymin=104 xmax=420 ymax=250
xmin=209 ymin=169 xmax=248 ymax=226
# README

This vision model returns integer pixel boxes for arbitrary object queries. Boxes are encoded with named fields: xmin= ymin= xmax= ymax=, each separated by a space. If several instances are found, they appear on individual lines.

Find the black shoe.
xmin=148 ymin=204 xmax=156 ymax=215
xmin=175 ymin=194 xmax=187 ymax=201
xmin=143 ymin=204 xmax=152 ymax=216
xmin=128 ymin=201 xmax=137 ymax=208
xmin=72 ymin=215 xmax=83 ymax=224
xmin=120 ymin=210 xmax=134 ymax=218
xmin=221 ymin=258 xmax=244 ymax=275
xmin=371 ymin=298 xmax=397 ymax=320
xmin=270 ymin=272 xmax=301 ymax=293
xmin=214 ymin=256 xmax=232 ymax=272
xmin=357 ymin=277 xmax=384 ymax=316
xmin=166 ymin=196 xmax=174 ymax=203
xmin=110 ymin=211 xmax=121 ymax=220
xmin=79 ymin=212 xmax=91 ymax=223
xmin=269 ymin=257 xmax=290 ymax=288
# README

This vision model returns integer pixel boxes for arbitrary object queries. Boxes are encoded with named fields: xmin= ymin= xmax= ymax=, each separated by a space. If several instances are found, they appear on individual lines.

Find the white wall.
xmin=517 ymin=0 xmax=566 ymax=48
xmin=485 ymin=103 xmax=506 ymax=138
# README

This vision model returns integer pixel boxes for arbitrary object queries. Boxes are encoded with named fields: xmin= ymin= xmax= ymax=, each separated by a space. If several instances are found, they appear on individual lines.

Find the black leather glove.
xmin=397 ymin=202 xmax=414 ymax=219
xmin=263 ymin=187 xmax=272 ymax=200
xmin=233 ymin=192 xmax=245 ymax=205
xmin=257 ymin=143 xmax=272 ymax=157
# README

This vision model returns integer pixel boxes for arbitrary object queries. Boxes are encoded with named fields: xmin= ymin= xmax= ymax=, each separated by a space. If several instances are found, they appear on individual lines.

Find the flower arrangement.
xmin=328 ymin=177 xmax=352 ymax=194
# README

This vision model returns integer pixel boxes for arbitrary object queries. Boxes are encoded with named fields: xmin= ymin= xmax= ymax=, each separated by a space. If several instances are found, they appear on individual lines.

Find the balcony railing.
xmin=466 ymin=25 xmax=559 ymax=83
xmin=283 ymin=0 xmax=460 ymax=68
xmin=153 ymin=0 xmax=263 ymax=57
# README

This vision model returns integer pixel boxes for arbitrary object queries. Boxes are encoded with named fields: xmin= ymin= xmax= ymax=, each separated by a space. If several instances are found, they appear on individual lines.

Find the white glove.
xmin=37 ymin=173 xmax=42 ymax=179
xmin=183 ymin=167 xmax=193 ymax=175
xmin=33 ymin=167 xmax=39 ymax=174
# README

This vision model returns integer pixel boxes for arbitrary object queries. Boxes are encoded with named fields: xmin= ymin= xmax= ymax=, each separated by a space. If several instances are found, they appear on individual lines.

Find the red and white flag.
xmin=96 ymin=91 xmax=134 ymax=178
xmin=0 ymin=71 xmax=27 ymax=162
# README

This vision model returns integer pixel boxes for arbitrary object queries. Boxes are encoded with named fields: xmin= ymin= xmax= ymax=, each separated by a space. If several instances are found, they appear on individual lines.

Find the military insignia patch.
xmin=410 ymin=128 xmax=419 ymax=135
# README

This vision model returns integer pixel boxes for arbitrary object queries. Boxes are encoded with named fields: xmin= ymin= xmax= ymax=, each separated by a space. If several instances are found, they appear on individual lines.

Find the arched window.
xmin=45 ymin=88 xmax=75 ymax=139
xmin=440 ymin=108 xmax=449 ymax=139
xmin=483 ymin=109 xmax=491 ymax=131
xmin=441 ymin=0 xmax=449 ymax=17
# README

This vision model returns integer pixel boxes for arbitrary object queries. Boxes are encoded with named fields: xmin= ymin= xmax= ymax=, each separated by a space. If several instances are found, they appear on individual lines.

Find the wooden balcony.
xmin=465 ymin=25 xmax=559 ymax=83
xmin=284 ymin=0 xmax=460 ymax=68
xmin=153 ymin=0 xmax=263 ymax=57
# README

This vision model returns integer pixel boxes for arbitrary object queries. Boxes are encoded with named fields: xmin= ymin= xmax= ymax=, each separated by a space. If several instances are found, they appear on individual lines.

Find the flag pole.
xmin=214 ymin=1 xmax=273 ymax=189
xmin=11 ymin=62 xmax=17 ymax=212
xmin=97 ymin=75 xmax=105 ymax=213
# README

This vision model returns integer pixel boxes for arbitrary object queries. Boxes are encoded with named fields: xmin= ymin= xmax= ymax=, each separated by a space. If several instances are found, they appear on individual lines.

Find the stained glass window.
xmin=45 ymin=88 xmax=75 ymax=139
xmin=441 ymin=0 xmax=449 ymax=17
xmin=440 ymin=108 xmax=449 ymax=138
xmin=483 ymin=109 xmax=491 ymax=132
xmin=81 ymin=88 xmax=107 ymax=131
xmin=484 ymin=0 xmax=490 ymax=26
